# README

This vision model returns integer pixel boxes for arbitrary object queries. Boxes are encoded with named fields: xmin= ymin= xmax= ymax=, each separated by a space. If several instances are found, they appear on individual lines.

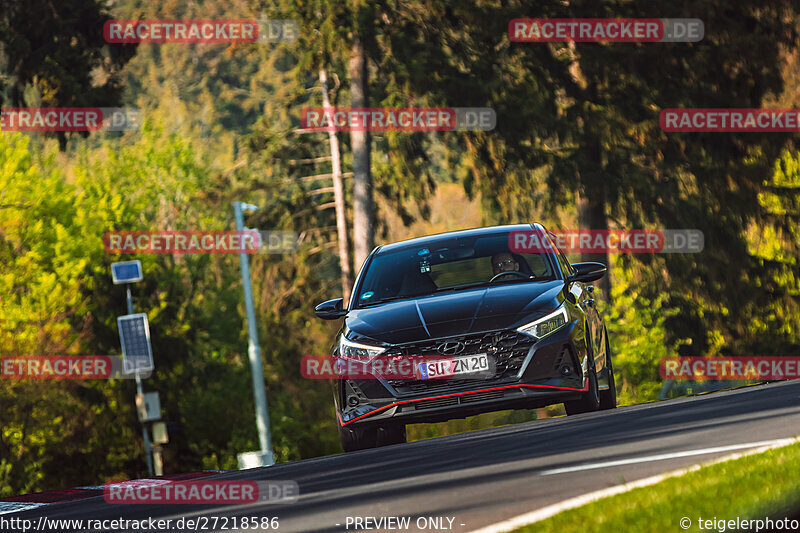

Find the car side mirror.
xmin=568 ymin=262 xmax=606 ymax=283
xmin=315 ymin=298 xmax=347 ymax=320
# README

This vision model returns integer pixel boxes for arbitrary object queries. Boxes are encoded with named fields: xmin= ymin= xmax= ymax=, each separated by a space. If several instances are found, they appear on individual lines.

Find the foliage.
xmin=0 ymin=132 xmax=137 ymax=493
xmin=0 ymin=0 xmax=137 ymax=148
xmin=1 ymin=0 xmax=799 ymax=495
xmin=603 ymin=261 xmax=680 ymax=405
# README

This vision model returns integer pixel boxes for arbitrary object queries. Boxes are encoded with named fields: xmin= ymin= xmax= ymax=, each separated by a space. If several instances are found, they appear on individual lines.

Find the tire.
xmin=337 ymin=418 xmax=378 ymax=452
xmin=564 ymin=358 xmax=601 ymax=415
xmin=376 ymin=424 xmax=407 ymax=447
xmin=599 ymin=335 xmax=617 ymax=410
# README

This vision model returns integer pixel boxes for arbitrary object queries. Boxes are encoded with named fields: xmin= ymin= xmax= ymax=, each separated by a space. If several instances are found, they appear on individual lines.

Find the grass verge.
xmin=512 ymin=440 xmax=800 ymax=533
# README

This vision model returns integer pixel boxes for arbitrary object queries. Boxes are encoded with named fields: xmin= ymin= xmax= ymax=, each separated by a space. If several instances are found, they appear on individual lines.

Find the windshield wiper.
xmin=359 ymin=295 xmax=409 ymax=307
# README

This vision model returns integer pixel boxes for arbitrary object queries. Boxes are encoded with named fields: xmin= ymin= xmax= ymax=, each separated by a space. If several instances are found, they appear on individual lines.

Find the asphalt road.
xmin=12 ymin=381 xmax=800 ymax=533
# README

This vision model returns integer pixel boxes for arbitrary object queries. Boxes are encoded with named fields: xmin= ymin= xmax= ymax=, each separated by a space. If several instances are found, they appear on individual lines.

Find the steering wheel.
xmin=490 ymin=271 xmax=529 ymax=282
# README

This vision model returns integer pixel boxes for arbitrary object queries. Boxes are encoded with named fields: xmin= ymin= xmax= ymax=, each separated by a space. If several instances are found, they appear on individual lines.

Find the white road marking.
xmin=539 ymin=439 xmax=795 ymax=475
xmin=469 ymin=437 xmax=798 ymax=533
xmin=77 ymin=479 xmax=170 ymax=490
xmin=0 ymin=502 xmax=49 ymax=515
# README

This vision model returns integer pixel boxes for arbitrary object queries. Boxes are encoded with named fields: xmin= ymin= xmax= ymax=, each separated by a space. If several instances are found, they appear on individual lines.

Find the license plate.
xmin=418 ymin=353 xmax=490 ymax=379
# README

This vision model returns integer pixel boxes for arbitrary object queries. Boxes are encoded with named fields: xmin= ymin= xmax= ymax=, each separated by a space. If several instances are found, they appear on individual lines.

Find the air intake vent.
xmin=460 ymin=390 xmax=505 ymax=403
xmin=414 ymin=397 xmax=459 ymax=410
xmin=552 ymin=344 xmax=570 ymax=371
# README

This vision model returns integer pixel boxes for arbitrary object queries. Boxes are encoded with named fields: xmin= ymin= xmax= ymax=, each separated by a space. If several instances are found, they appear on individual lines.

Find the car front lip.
xmin=337 ymin=378 xmax=588 ymax=426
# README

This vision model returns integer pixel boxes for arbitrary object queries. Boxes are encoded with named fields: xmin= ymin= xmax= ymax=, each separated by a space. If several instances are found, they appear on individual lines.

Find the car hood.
xmin=346 ymin=281 xmax=564 ymax=344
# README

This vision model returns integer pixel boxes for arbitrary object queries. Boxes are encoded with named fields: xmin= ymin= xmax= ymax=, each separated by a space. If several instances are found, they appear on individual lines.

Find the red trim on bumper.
xmin=338 ymin=380 xmax=589 ymax=426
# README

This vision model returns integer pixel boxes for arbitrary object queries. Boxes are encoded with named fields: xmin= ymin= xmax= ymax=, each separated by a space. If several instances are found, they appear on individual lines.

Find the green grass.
xmin=512 ymin=441 xmax=800 ymax=533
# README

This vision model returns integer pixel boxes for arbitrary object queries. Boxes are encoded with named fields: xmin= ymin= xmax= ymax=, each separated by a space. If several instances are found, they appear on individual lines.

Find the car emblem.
xmin=437 ymin=341 xmax=465 ymax=355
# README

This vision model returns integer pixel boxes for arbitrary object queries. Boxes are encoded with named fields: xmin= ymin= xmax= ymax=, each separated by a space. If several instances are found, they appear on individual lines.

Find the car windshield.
xmin=355 ymin=232 xmax=555 ymax=307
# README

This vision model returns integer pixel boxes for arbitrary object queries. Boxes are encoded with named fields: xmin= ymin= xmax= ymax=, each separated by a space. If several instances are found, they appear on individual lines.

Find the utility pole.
xmin=319 ymin=68 xmax=353 ymax=302
xmin=127 ymin=286 xmax=154 ymax=477
xmin=233 ymin=201 xmax=274 ymax=468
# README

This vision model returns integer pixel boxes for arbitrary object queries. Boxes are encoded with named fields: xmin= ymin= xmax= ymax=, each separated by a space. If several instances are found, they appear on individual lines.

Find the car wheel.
xmin=377 ymin=424 xmax=407 ymax=447
xmin=337 ymin=418 xmax=378 ymax=452
xmin=564 ymin=358 xmax=600 ymax=415
xmin=599 ymin=335 xmax=617 ymax=410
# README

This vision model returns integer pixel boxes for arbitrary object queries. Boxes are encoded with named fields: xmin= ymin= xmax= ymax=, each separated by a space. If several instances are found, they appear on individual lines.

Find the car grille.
xmin=383 ymin=330 xmax=534 ymax=395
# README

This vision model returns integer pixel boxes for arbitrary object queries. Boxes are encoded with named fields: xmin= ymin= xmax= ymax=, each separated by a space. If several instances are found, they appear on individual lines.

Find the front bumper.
xmin=337 ymin=323 xmax=588 ymax=427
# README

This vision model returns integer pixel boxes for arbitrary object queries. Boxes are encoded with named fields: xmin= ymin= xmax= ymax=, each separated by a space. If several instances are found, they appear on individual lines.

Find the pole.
xmin=128 ymin=286 xmax=154 ymax=477
xmin=233 ymin=202 xmax=274 ymax=465
xmin=319 ymin=68 xmax=352 ymax=302
xmin=152 ymin=445 xmax=163 ymax=476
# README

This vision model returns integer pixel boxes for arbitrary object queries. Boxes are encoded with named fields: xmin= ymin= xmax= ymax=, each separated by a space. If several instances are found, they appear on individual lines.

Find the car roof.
xmin=376 ymin=223 xmax=547 ymax=254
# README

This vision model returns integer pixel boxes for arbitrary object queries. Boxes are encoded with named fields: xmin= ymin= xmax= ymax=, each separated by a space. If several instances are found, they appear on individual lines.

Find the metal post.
xmin=152 ymin=446 xmax=163 ymax=476
xmin=128 ymin=286 xmax=154 ymax=477
xmin=233 ymin=202 xmax=274 ymax=465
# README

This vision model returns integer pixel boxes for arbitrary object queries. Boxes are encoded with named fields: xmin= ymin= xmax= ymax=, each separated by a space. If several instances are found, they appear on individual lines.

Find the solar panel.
xmin=111 ymin=260 xmax=143 ymax=284
xmin=118 ymin=313 xmax=154 ymax=374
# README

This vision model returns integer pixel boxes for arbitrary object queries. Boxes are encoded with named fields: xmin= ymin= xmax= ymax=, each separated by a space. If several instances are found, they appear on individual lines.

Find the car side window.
xmin=548 ymin=235 xmax=574 ymax=278
xmin=559 ymin=249 xmax=574 ymax=276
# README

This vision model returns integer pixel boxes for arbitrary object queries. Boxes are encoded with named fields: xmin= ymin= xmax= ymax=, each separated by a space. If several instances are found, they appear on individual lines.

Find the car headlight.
xmin=339 ymin=335 xmax=386 ymax=360
xmin=517 ymin=304 xmax=569 ymax=339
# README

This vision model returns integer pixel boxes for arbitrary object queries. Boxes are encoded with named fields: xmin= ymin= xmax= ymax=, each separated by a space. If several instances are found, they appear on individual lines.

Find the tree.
xmin=370 ymin=0 xmax=800 ymax=354
xmin=349 ymin=32 xmax=375 ymax=268
xmin=0 ymin=0 xmax=136 ymax=148
xmin=254 ymin=0 xmax=438 ymax=267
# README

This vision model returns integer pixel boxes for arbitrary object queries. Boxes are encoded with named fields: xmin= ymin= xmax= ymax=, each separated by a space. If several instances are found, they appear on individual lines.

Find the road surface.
xmin=10 ymin=381 xmax=800 ymax=532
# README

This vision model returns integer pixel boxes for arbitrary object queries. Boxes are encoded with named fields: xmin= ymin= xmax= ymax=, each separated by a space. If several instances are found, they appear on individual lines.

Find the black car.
xmin=315 ymin=223 xmax=616 ymax=451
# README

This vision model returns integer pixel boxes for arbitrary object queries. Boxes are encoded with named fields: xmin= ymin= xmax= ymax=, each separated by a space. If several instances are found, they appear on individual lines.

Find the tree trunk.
xmin=578 ymin=192 xmax=611 ymax=301
xmin=349 ymin=36 xmax=374 ymax=270
xmin=319 ymin=68 xmax=353 ymax=302
xmin=578 ymin=107 xmax=612 ymax=302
